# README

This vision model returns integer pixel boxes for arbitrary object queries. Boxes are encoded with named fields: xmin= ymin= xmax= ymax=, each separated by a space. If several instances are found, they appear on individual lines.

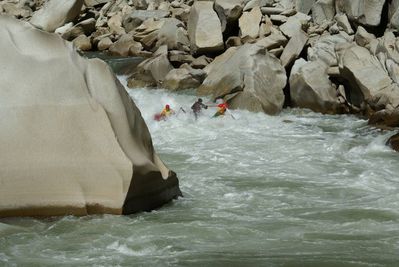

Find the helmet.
xmin=165 ymin=104 xmax=170 ymax=109
xmin=198 ymin=98 xmax=202 ymax=102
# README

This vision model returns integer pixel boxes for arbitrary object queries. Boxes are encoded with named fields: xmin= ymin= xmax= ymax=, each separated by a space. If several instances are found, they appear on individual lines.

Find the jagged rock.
xmin=261 ymin=7 xmax=285 ymax=15
xmin=30 ymin=0 xmax=84 ymax=32
xmin=308 ymin=33 xmax=352 ymax=66
xmin=389 ymin=0 xmax=399 ymax=31
xmin=73 ymin=34 xmax=92 ymax=51
xmin=239 ymin=7 xmax=262 ymax=39
xmin=169 ymin=50 xmax=195 ymax=65
xmin=109 ymin=34 xmax=142 ymax=57
xmin=276 ymin=0 xmax=295 ymax=10
xmin=337 ymin=43 xmax=399 ymax=110
xmin=128 ymin=45 xmax=174 ymax=88
xmin=354 ymin=26 xmax=376 ymax=48
xmin=97 ymin=36 xmax=113 ymax=50
xmin=335 ymin=13 xmax=354 ymax=35
xmin=133 ymin=18 xmax=189 ymax=52
xmin=191 ymin=55 xmax=213 ymax=69
xmin=312 ymin=0 xmax=335 ymax=25
xmin=376 ymin=32 xmax=399 ymax=65
xmin=163 ymin=64 xmax=206 ymax=90
xmin=335 ymin=0 xmax=385 ymax=27
xmin=61 ymin=18 xmax=96 ymax=41
xmin=387 ymin=132 xmax=399 ymax=152
xmin=0 ymin=16 xmax=181 ymax=217
xmin=108 ymin=12 xmax=126 ymax=35
xmin=280 ymin=30 xmax=308 ymax=67
xmin=198 ymin=43 xmax=287 ymax=115
xmin=122 ymin=10 xmax=170 ymax=33
xmin=369 ymin=109 xmax=399 ymax=128
xmin=259 ymin=15 xmax=273 ymax=37
xmin=214 ymin=0 xmax=244 ymax=32
xmin=270 ymin=14 xmax=288 ymax=24
xmin=256 ymin=30 xmax=288 ymax=50
xmin=55 ymin=22 xmax=74 ymax=35
xmin=295 ymin=0 xmax=316 ymax=14
xmin=243 ymin=0 xmax=273 ymax=11
xmin=279 ymin=12 xmax=311 ymax=38
xmin=187 ymin=1 xmax=224 ymax=55
xmin=226 ymin=36 xmax=242 ymax=48
xmin=290 ymin=58 xmax=344 ymax=114
xmin=171 ymin=7 xmax=190 ymax=24
xmin=84 ymin=0 xmax=109 ymax=7
xmin=1 ymin=2 xmax=32 ymax=18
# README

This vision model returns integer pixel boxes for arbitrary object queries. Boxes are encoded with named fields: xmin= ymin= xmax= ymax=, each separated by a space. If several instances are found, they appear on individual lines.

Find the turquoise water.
xmin=1 ymin=83 xmax=399 ymax=266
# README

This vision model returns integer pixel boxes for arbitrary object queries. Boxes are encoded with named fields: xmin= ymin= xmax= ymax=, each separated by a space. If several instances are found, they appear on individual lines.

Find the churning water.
xmin=1 ymin=78 xmax=399 ymax=266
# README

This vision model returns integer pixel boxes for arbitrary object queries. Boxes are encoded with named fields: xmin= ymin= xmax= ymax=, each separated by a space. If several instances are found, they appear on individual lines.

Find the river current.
xmin=1 ymin=78 xmax=399 ymax=266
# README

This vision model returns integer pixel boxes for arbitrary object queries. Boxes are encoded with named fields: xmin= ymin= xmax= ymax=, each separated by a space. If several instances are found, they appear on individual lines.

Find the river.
xmin=1 ymin=78 xmax=399 ymax=266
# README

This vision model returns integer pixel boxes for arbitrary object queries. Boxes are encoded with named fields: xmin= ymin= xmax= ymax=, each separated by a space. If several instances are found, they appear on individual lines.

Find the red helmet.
xmin=165 ymin=104 xmax=170 ymax=109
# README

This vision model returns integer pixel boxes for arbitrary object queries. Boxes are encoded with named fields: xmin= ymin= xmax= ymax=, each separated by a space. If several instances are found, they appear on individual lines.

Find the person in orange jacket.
xmin=213 ymin=99 xmax=228 ymax=117
xmin=154 ymin=104 xmax=175 ymax=121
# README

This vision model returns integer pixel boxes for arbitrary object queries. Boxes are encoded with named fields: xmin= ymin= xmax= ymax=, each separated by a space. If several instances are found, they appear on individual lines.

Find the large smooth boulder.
xmin=337 ymin=43 xmax=399 ymax=110
xmin=0 ymin=16 xmax=181 ymax=217
xmin=187 ymin=1 xmax=224 ymax=54
xmin=198 ymin=43 xmax=287 ymax=114
xmin=30 ymin=0 xmax=84 ymax=32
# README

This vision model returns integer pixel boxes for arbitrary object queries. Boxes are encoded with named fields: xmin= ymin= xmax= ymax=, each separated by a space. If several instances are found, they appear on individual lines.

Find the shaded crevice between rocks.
xmin=366 ymin=0 xmax=391 ymax=37
xmin=282 ymin=44 xmax=310 ymax=108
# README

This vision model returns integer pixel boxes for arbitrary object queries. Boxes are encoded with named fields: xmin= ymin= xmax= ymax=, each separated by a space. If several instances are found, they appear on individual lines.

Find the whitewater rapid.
xmin=1 ymin=79 xmax=399 ymax=266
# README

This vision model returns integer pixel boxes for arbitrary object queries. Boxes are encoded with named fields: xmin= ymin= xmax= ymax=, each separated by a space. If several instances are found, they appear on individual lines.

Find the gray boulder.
xmin=187 ymin=1 xmax=224 ymax=54
xmin=335 ymin=0 xmax=385 ymax=27
xmin=337 ymin=43 xmax=399 ymax=110
xmin=290 ymin=58 xmax=344 ymax=114
xmin=30 ymin=0 xmax=84 ymax=32
xmin=128 ymin=45 xmax=174 ymax=88
xmin=198 ymin=43 xmax=287 ymax=114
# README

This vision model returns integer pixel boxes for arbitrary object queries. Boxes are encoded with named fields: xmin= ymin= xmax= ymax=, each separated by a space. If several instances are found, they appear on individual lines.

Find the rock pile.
xmin=3 ymin=0 xmax=399 ymax=128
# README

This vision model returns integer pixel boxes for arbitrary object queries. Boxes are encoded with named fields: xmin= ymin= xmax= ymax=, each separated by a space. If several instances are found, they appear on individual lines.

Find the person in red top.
xmin=213 ymin=99 xmax=228 ymax=117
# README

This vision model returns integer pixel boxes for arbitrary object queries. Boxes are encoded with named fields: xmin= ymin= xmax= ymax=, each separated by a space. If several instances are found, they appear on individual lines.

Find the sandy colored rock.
xmin=239 ymin=7 xmax=262 ymax=39
xmin=198 ymin=43 xmax=287 ymax=114
xmin=30 ymin=0 xmax=84 ymax=32
xmin=187 ymin=1 xmax=224 ymax=54
xmin=0 ymin=16 xmax=181 ymax=218
xmin=280 ymin=30 xmax=308 ymax=67
xmin=337 ymin=43 xmax=399 ymax=110
xmin=97 ymin=36 xmax=113 ymax=50
xmin=290 ymin=58 xmax=343 ymax=114
xmin=128 ymin=45 xmax=174 ymax=88
xmin=335 ymin=0 xmax=385 ymax=27
xmin=73 ymin=34 xmax=92 ymax=51
xmin=312 ymin=0 xmax=335 ymax=25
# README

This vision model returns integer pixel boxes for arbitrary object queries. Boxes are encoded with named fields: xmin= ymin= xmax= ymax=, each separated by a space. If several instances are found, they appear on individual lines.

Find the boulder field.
xmin=3 ymin=0 xmax=399 ymax=148
xmin=0 ymin=15 xmax=182 ymax=217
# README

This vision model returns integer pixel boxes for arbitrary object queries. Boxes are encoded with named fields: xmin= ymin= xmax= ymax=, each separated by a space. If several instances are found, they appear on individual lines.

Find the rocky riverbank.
xmin=2 ymin=0 xmax=399 ymax=135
